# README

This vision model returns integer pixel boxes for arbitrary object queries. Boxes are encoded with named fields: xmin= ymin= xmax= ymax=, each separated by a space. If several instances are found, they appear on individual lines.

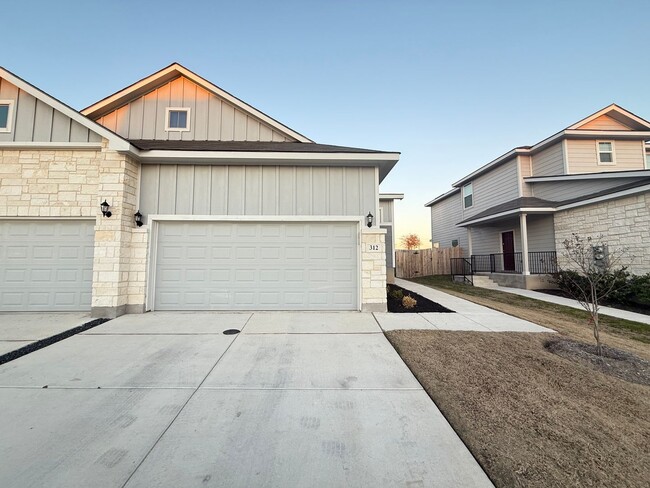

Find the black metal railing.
xmin=457 ymin=251 xmax=557 ymax=277
xmin=450 ymin=257 xmax=473 ymax=284
xmin=528 ymin=251 xmax=558 ymax=274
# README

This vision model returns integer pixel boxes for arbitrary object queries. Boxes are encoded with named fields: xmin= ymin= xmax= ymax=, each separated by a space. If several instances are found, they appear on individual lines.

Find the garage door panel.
xmin=155 ymin=222 xmax=358 ymax=310
xmin=0 ymin=220 xmax=94 ymax=311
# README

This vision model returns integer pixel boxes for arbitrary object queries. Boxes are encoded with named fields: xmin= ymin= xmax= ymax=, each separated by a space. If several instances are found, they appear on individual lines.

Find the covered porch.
xmin=452 ymin=203 xmax=559 ymax=289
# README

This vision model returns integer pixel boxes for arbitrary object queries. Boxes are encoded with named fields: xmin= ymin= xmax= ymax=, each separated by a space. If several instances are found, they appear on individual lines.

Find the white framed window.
xmin=596 ymin=140 xmax=615 ymax=165
xmin=165 ymin=107 xmax=190 ymax=131
xmin=0 ymin=100 xmax=15 ymax=133
xmin=463 ymin=183 xmax=473 ymax=209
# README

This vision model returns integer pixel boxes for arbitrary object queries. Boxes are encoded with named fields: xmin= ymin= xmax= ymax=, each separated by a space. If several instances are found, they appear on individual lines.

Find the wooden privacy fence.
xmin=396 ymin=247 xmax=463 ymax=278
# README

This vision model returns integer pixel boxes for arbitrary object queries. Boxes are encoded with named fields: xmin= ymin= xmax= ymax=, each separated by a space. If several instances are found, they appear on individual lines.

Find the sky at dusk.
xmin=4 ymin=0 xmax=649 ymax=246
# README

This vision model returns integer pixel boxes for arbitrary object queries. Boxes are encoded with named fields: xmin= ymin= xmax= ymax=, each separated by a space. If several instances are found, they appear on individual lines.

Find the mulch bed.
xmin=545 ymin=338 xmax=650 ymax=386
xmin=387 ymin=284 xmax=454 ymax=313
xmin=535 ymin=288 xmax=650 ymax=316
xmin=0 ymin=318 xmax=110 ymax=366
xmin=386 ymin=330 xmax=650 ymax=488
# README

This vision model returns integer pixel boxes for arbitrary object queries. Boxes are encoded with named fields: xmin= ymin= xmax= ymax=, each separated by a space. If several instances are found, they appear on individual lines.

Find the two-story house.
xmin=426 ymin=104 xmax=650 ymax=289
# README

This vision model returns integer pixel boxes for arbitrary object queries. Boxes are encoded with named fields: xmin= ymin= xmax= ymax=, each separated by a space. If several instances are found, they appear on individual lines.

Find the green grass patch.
xmin=410 ymin=275 xmax=650 ymax=343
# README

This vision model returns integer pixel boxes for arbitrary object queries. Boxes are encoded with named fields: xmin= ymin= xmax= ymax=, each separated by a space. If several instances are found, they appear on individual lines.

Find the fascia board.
xmin=0 ymin=67 xmax=130 ymax=151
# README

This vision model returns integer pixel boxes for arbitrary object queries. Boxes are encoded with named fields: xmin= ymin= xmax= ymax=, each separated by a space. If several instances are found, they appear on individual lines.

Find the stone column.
xmin=361 ymin=227 xmax=387 ymax=312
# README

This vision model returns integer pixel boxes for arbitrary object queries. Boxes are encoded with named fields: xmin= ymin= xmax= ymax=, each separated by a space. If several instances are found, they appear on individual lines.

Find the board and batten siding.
xmin=566 ymin=139 xmax=646 ymax=173
xmin=140 ymin=165 xmax=377 ymax=219
xmin=95 ymin=76 xmax=294 ymax=142
xmin=531 ymin=178 xmax=638 ymax=202
xmin=462 ymin=158 xmax=520 ymax=220
xmin=430 ymin=193 xmax=467 ymax=253
xmin=0 ymin=77 xmax=101 ymax=144
xmin=531 ymin=143 xmax=564 ymax=177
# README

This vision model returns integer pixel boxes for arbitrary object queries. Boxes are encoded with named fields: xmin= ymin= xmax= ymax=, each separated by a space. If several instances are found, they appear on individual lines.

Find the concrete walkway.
xmin=375 ymin=279 xmax=554 ymax=333
xmin=0 ymin=311 xmax=493 ymax=488
xmin=494 ymin=286 xmax=650 ymax=325
xmin=0 ymin=312 xmax=91 ymax=355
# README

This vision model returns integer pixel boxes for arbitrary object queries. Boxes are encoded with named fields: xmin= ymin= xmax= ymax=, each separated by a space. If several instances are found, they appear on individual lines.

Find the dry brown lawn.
xmin=385 ymin=277 xmax=650 ymax=487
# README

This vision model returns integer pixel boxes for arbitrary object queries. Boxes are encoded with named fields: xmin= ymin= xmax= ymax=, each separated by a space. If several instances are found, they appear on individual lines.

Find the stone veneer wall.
xmin=0 ymin=148 xmax=100 ymax=216
xmin=91 ymin=142 xmax=144 ymax=317
xmin=361 ymin=228 xmax=387 ymax=312
xmin=554 ymin=192 xmax=650 ymax=275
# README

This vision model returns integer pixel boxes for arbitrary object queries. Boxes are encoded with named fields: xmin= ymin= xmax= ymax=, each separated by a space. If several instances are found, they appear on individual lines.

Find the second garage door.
xmin=154 ymin=221 xmax=359 ymax=311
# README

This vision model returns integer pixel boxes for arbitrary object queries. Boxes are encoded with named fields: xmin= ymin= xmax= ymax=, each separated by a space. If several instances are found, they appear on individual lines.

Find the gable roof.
xmin=451 ymin=104 xmax=650 ymax=187
xmin=567 ymin=104 xmax=650 ymax=131
xmin=0 ymin=66 xmax=130 ymax=150
xmin=81 ymin=63 xmax=312 ymax=143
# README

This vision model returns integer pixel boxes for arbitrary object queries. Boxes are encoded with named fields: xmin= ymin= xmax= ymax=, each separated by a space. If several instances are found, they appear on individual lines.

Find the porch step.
xmin=472 ymin=275 xmax=500 ymax=289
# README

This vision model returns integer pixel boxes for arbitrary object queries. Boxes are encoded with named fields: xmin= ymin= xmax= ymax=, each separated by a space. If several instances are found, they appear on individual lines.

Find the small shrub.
xmin=552 ymin=269 xmax=630 ymax=303
xmin=402 ymin=295 xmax=417 ymax=309
xmin=628 ymin=273 xmax=650 ymax=306
xmin=389 ymin=288 xmax=404 ymax=300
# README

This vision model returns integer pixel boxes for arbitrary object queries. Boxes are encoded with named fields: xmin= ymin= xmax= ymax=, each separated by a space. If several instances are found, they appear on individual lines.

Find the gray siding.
xmin=140 ymin=165 xmax=377 ymax=219
xmin=527 ymin=215 xmax=555 ymax=252
xmin=430 ymin=193 xmax=468 ymax=254
xmin=379 ymin=200 xmax=394 ymax=223
xmin=96 ymin=76 xmax=295 ymax=142
xmin=462 ymin=158 xmax=520 ymax=220
xmin=470 ymin=214 xmax=554 ymax=256
xmin=532 ymin=178 xmax=638 ymax=202
xmin=566 ymin=139 xmax=645 ymax=173
xmin=0 ymin=77 xmax=101 ymax=143
xmin=382 ymin=225 xmax=394 ymax=267
xmin=532 ymin=143 xmax=564 ymax=176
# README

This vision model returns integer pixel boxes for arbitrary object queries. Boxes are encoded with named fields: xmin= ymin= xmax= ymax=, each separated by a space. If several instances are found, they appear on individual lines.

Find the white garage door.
xmin=154 ymin=221 xmax=358 ymax=311
xmin=0 ymin=220 xmax=95 ymax=311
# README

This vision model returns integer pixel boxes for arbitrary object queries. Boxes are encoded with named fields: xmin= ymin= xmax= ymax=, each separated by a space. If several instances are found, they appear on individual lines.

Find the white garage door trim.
xmin=0 ymin=218 xmax=95 ymax=311
xmin=146 ymin=215 xmax=363 ymax=311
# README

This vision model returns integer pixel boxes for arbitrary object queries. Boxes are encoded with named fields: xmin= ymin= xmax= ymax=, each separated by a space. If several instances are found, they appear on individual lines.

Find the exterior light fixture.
xmin=366 ymin=212 xmax=374 ymax=228
xmin=134 ymin=211 xmax=143 ymax=227
xmin=100 ymin=200 xmax=112 ymax=218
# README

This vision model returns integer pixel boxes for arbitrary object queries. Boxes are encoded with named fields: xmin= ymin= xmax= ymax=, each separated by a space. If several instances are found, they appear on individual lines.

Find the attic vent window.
xmin=597 ymin=141 xmax=615 ymax=165
xmin=0 ymin=100 xmax=14 ymax=132
xmin=165 ymin=108 xmax=190 ymax=131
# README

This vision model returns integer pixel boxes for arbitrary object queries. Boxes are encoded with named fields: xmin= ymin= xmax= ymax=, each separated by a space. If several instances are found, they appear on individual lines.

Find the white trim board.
xmin=0 ymin=66 xmax=130 ymax=151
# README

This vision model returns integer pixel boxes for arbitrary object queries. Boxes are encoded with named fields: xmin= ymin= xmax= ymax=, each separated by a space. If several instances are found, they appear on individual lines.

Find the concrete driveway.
xmin=0 ymin=312 xmax=91 ymax=355
xmin=0 ymin=312 xmax=492 ymax=488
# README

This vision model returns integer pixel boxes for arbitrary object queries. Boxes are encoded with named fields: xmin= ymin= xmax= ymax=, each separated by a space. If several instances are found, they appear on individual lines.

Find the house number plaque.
xmin=368 ymin=244 xmax=380 ymax=251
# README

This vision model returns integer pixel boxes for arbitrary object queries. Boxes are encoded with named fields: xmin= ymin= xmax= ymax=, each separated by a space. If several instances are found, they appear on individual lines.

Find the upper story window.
xmin=165 ymin=107 xmax=190 ymax=131
xmin=597 ymin=141 xmax=615 ymax=165
xmin=463 ymin=183 xmax=473 ymax=209
xmin=0 ymin=100 xmax=14 ymax=133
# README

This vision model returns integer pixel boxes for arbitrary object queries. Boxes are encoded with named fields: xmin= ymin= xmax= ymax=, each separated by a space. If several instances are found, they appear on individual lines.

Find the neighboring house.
xmin=0 ymin=63 xmax=400 ymax=316
xmin=426 ymin=104 xmax=650 ymax=288
xmin=379 ymin=193 xmax=404 ymax=282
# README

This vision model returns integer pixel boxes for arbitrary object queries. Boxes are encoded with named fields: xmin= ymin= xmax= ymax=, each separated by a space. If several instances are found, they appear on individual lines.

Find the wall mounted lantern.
xmin=134 ymin=211 xmax=143 ymax=227
xmin=366 ymin=212 xmax=374 ymax=228
xmin=100 ymin=200 xmax=112 ymax=218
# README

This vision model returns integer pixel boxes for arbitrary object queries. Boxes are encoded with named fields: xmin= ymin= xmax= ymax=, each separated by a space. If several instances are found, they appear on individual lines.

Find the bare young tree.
xmin=400 ymin=233 xmax=421 ymax=250
xmin=556 ymin=233 xmax=629 ymax=356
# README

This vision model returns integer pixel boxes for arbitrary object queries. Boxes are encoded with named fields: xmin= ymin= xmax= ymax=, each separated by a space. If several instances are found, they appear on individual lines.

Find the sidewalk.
xmin=375 ymin=279 xmax=554 ymax=333
xmin=494 ymin=286 xmax=650 ymax=325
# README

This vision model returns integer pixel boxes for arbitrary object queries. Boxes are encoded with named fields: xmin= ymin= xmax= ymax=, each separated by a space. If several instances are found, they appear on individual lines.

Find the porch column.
xmin=467 ymin=227 xmax=473 ymax=256
xmin=520 ymin=213 xmax=530 ymax=275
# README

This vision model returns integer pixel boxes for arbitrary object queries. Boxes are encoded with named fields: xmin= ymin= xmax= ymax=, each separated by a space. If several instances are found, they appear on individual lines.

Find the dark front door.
xmin=501 ymin=231 xmax=515 ymax=271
